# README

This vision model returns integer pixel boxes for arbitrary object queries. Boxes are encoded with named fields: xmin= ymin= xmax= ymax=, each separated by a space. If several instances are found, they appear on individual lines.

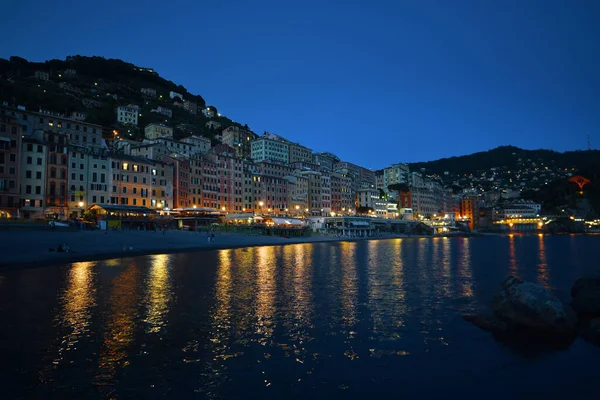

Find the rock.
xmin=491 ymin=275 xmax=576 ymax=336
xmin=462 ymin=313 xmax=508 ymax=332
xmin=571 ymin=275 xmax=600 ymax=317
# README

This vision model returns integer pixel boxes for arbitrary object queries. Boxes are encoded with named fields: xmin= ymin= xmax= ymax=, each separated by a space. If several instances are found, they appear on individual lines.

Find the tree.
xmin=356 ymin=206 xmax=374 ymax=214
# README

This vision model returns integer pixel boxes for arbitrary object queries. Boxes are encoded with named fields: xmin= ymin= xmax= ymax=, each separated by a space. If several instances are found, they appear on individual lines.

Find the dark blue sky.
xmin=1 ymin=0 xmax=599 ymax=169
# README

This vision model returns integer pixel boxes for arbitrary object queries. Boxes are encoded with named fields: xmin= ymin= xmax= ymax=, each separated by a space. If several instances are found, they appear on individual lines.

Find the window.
xmin=27 ymin=143 xmax=33 ymax=152
xmin=36 ymin=171 xmax=41 ymax=179
xmin=27 ymin=156 xmax=32 ymax=164
xmin=71 ymin=173 xmax=76 ymax=180
xmin=25 ymin=185 xmax=31 ymax=194
xmin=26 ymin=170 xmax=32 ymax=178
xmin=123 ymin=187 xmax=127 ymax=194
xmin=37 ymin=158 xmax=42 ymax=165
xmin=79 ymin=174 xmax=83 ymax=181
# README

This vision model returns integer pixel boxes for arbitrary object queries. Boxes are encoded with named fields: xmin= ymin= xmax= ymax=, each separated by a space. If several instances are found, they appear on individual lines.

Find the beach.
xmin=0 ymin=227 xmax=411 ymax=269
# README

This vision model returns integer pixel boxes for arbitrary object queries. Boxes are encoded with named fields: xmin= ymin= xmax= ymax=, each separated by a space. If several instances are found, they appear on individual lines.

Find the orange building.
xmin=460 ymin=196 xmax=479 ymax=230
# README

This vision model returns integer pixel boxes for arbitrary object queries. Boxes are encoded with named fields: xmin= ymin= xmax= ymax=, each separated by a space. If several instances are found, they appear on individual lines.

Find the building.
xmin=208 ymin=145 xmax=244 ymax=212
xmin=288 ymin=142 xmax=313 ymax=164
xmin=206 ymin=121 xmax=222 ymax=130
xmin=201 ymin=157 xmax=218 ymax=209
xmin=202 ymin=107 xmax=217 ymax=118
xmin=357 ymin=188 xmax=379 ymax=210
xmin=300 ymin=170 xmax=331 ymax=216
xmin=183 ymin=100 xmax=197 ymax=115
xmin=0 ymin=116 xmax=22 ymax=217
xmin=331 ymin=172 xmax=354 ymax=213
xmin=19 ymin=138 xmax=46 ymax=219
xmin=256 ymin=161 xmax=293 ymax=178
xmin=188 ymin=156 xmax=203 ymax=207
xmin=130 ymin=142 xmax=170 ymax=160
xmin=243 ymin=167 xmax=263 ymax=212
xmin=312 ymin=152 xmax=340 ymax=172
xmin=64 ymin=69 xmax=77 ymax=76
xmin=151 ymin=105 xmax=172 ymax=118
xmin=143 ymin=137 xmax=202 ymax=158
xmin=34 ymin=71 xmax=49 ymax=81
xmin=169 ymin=91 xmax=184 ymax=101
xmin=68 ymin=145 xmax=109 ymax=218
xmin=286 ymin=173 xmax=309 ymax=215
xmin=151 ymin=160 xmax=173 ymax=209
xmin=460 ymin=195 xmax=479 ymax=230
xmin=44 ymin=130 xmax=69 ymax=219
xmin=383 ymin=163 xmax=410 ymax=192
xmin=493 ymin=200 xmax=541 ymax=221
xmin=375 ymin=170 xmax=384 ymax=191
xmin=162 ymin=155 xmax=190 ymax=209
xmin=109 ymin=154 xmax=152 ymax=207
xmin=251 ymin=136 xmax=289 ymax=163
xmin=144 ymin=123 xmax=173 ymax=140
xmin=70 ymin=111 xmax=87 ymax=121
xmin=221 ymin=126 xmax=258 ymax=159
xmin=181 ymin=135 xmax=211 ymax=155
xmin=141 ymin=87 xmax=157 ymax=98
xmin=116 ymin=104 xmax=139 ymax=126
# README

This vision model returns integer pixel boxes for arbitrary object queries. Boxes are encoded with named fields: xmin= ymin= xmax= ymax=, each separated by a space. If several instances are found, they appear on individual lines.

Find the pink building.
xmin=0 ymin=115 xmax=22 ymax=217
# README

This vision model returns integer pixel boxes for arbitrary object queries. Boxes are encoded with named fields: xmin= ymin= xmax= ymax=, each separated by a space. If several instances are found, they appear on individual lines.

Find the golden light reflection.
xmin=55 ymin=261 xmax=96 ymax=362
xmin=537 ymin=235 xmax=549 ymax=289
xmin=96 ymin=263 xmax=141 ymax=386
xmin=255 ymin=246 xmax=277 ymax=343
xmin=144 ymin=254 xmax=172 ymax=333
xmin=340 ymin=241 xmax=358 ymax=331
xmin=458 ymin=238 xmax=473 ymax=297
xmin=508 ymin=234 xmax=519 ymax=278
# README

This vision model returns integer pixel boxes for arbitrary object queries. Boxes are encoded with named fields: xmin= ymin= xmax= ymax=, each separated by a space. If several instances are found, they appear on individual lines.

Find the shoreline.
xmin=0 ymin=229 xmax=431 ymax=270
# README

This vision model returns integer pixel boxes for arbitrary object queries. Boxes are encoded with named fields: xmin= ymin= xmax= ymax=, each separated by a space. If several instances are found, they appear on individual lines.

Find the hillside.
xmin=0 ymin=55 xmax=243 ymax=141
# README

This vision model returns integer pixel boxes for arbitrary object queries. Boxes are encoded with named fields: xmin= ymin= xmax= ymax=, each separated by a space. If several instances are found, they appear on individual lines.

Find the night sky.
xmin=1 ymin=0 xmax=599 ymax=169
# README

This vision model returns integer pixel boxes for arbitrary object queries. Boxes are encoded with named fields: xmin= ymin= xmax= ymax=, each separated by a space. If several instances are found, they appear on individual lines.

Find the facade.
xmin=301 ymin=170 xmax=331 ymax=215
xmin=357 ymin=188 xmax=379 ymax=210
xmin=183 ymin=100 xmax=197 ymax=115
xmin=116 ymin=104 xmax=139 ymax=126
xmin=150 ymin=160 xmax=173 ymax=209
xmin=243 ymin=167 xmax=263 ymax=212
xmin=188 ymin=156 xmax=202 ymax=207
xmin=256 ymin=161 xmax=293 ymax=178
xmin=285 ymin=173 xmax=308 ymax=215
xmin=152 ymin=106 xmax=173 ymax=118
xmin=44 ymin=130 xmax=69 ymax=219
xmin=169 ymin=91 xmax=183 ymax=101
xmin=162 ymin=155 xmax=190 ymax=209
xmin=70 ymin=111 xmax=87 ymax=121
xmin=201 ymin=157 xmax=218 ymax=209
xmin=288 ymin=142 xmax=313 ymax=164
xmin=35 ymin=71 xmax=50 ymax=81
xmin=109 ymin=155 xmax=152 ymax=207
xmin=0 ymin=116 xmax=22 ymax=217
xmin=68 ymin=145 xmax=109 ymax=217
xmin=181 ymin=135 xmax=211 ymax=155
xmin=141 ymin=87 xmax=157 ymax=98
xmin=144 ymin=137 xmax=200 ymax=157
xmin=383 ymin=163 xmax=410 ymax=192
xmin=202 ymin=107 xmax=216 ymax=118
xmin=221 ymin=126 xmax=257 ymax=159
xmin=331 ymin=172 xmax=354 ymax=213
xmin=251 ymin=136 xmax=289 ymax=163
xmin=144 ymin=123 xmax=173 ymax=140
xmin=460 ymin=195 xmax=479 ymax=230
xmin=206 ymin=121 xmax=222 ymax=130
xmin=208 ymin=145 xmax=244 ymax=212
xmin=131 ymin=142 xmax=170 ymax=160
xmin=312 ymin=152 xmax=340 ymax=172
xmin=19 ymin=138 xmax=46 ymax=218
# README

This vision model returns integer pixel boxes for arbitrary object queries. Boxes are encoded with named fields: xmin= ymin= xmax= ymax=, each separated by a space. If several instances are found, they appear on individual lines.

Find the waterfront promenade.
xmin=0 ymin=227 xmax=408 ymax=268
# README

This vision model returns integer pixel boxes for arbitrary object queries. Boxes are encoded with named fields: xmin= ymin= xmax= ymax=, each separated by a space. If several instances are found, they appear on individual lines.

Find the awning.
xmin=226 ymin=213 xmax=254 ymax=220
xmin=351 ymin=221 xmax=370 ymax=226
xmin=270 ymin=217 xmax=304 ymax=226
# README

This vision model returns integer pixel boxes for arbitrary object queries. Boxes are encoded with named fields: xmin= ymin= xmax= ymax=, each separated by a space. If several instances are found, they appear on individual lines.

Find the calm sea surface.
xmin=1 ymin=235 xmax=600 ymax=399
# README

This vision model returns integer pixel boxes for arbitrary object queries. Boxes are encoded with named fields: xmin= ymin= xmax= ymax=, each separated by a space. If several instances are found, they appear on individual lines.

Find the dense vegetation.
xmin=0 ymin=55 xmax=242 ymax=141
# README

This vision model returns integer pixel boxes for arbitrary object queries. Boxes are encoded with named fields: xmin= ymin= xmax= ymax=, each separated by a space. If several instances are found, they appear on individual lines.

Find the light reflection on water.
xmin=3 ymin=236 xmax=600 ymax=398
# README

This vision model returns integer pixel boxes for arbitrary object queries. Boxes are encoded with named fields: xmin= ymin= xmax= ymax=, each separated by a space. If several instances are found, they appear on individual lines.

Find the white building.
xmin=19 ymin=138 xmax=47 ymax=219
xmin=143 ymin=137 xmax=202 ymax=158
xmin=141 ymin=87 xmax=157 ymax=97
xmin=151 ymin=106 xmax=172 ymax=118
xmin=202 ymin=107 xmax=217 ymax=118
xmin=383 ymin=163 xmax=409 ymax=192
xmin=183 ymin=100 xmax=197 ymax=115
xmin=144 ymin=123 xmax=173 ymax=140
xmin=251 ymin=136 xmax=289 ymax=163
xmin=357 ymin=188 xmax=379 ymax=210
xmin=169 ymin=91 xmax=183 ymax=101
xmin=288 ymin=142 xmax=313 ymax=164
xmin=181 ymin=135 xmax=211 ymax=154
xmin=206 ymin=121 xmax=221 ymax=130
xmin=116 ymin=104 xmax=139 ymax=126
xmin=34 ymin=71 xmax=49 ymax=81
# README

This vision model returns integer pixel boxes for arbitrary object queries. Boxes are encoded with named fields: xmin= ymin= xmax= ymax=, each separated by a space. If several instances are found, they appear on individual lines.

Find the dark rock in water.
xmin=492 ymin=275 xmax=577 ymax=336
xmin=571 ymin=275 xmax=600 ymax=317
xmin=462 ymin=314 xmax=507 ymax=332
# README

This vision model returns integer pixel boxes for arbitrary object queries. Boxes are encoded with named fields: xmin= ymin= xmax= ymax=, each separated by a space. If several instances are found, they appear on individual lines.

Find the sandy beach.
xmin=0 ymin=227 xmax=411 ymax=269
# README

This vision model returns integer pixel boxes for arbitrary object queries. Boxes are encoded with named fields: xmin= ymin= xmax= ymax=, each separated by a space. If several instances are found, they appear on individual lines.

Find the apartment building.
xmin=181 ymin=135 xmax=211 ymax=154
xmin=201 ymin=157 xmax=218 ymax=209
xmin=286 ymin=173 xmax=309 ymax=214
xmin=161 ymin=155 xmax=190 ymax=209
xmin=221 ymin=126 xmax=257 ymax=159
xmin=116 ymin=104 xmax=139 ymax=126
xmin=250 ymin=136 xmax=289 ymax=163
xmin=208 ymin=145 xmax=244 ymax=212
xmin=68 ymin=145 xmax=109 ymax=217
xmin=44 ymin=130 xmax=69 ymax=219
xmin=19 ymin=138 xmax=46 ymax=218
xmin=312 ymin=152 xmax=340 ymax=172
xmin=288 ymin=142 xmax=312 ymax=164
xmin=0 ymin=116 xmax=22 ymax=217
xmin=383 ymin=163 xmax=410 ymax=192
xmin=109 ymin=155 xmax=152 ymax=207
xmin=144 ymin=123 xmax=173 ymax=140
xmin=151 ymin=160 xmax=173 ymax=209
xmin=331 ymin=171 xmax=354 ymax=212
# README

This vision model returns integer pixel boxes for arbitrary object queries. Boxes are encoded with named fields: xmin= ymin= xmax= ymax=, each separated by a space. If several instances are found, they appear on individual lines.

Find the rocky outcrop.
xmin=571 ymin=275 xmax=600 ymax=317
xmin=461 ymin=314 xmax=507 ymax=332
xmin=491 ymin=276 xmax=576 ymax=336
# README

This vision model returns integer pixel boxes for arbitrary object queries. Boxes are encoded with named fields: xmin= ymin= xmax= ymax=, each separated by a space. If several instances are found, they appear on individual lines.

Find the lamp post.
xmin=259 ymin=201 xmax=264 ymax=215
xmin=78 ymin=201 xmax=84 ymax=217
